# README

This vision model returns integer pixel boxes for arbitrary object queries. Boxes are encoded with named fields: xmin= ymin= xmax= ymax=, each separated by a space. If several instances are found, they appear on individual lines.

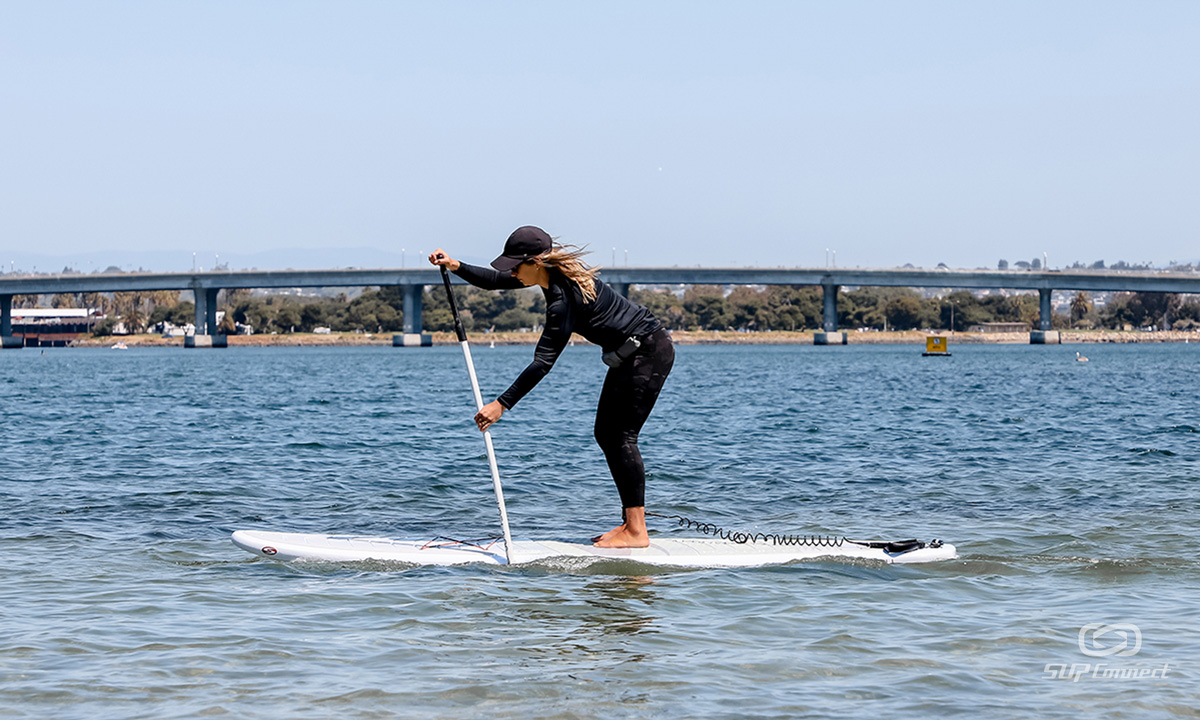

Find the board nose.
xmin=231 ymin=530 xmax=269 ymax=556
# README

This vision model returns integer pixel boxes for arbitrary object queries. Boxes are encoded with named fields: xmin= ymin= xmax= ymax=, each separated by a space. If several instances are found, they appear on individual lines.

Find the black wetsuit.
xmin=454 ymin=263 xmax=674 ymax=508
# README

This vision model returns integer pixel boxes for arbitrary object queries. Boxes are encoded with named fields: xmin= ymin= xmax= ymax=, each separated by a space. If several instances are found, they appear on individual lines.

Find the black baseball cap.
xmin=490 ymin=226 xmax=552 ymax=272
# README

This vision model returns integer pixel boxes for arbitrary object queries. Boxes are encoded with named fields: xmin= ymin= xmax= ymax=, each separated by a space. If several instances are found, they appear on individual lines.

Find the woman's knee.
xmin=594 ymin=423 xmax=637 ymax=452
xmin=594 ymin=422 xmax=618 ymax=450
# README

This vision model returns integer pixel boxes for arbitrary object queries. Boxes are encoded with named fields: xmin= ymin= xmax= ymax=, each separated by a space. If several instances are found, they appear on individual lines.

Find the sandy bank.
xmin=71 ymin=328 xmax=1200 ymax=348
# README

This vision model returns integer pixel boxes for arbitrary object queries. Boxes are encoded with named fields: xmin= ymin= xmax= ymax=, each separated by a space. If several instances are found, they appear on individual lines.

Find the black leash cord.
xmin=646 ymin=511 xmax=847 ymax=548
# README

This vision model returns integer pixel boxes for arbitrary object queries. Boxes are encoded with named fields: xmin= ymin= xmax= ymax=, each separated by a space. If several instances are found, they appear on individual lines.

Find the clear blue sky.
xmin=2 ymin=1 xmax=1197 ymax=271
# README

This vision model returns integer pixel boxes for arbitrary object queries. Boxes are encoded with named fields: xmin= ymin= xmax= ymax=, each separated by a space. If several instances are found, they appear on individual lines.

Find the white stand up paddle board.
xmin=232 ymin=268 xmax=958 ymax=570
xmin=231 ymin=529 xmax=957 ymax=567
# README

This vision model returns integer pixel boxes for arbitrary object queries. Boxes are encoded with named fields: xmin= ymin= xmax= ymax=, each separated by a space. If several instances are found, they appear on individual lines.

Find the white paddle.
xmin=438 ymin=261 xmax=515 ymax=563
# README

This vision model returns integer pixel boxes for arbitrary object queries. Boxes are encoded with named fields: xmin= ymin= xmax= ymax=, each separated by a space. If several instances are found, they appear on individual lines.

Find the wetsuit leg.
xmin=593 ymin=329 xmax=675 ymax=508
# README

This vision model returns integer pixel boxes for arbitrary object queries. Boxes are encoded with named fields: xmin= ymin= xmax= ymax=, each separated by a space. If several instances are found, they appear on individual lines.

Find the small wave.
xmin=515 ymin=555 xmax=691 ymax=576
xmin=871 ymin=657 xmax=948 ymax=669
xmin=165 ymin=557 xmax=265 ymax=568
xmin=1154 ymin=424 xmax=1198 ymax=434
xmin=285 ymin=441 xmax=329 ymax=449
xmin=947 ymin=557 xmax=1033 ymax=576
xmin=1024 ymin=554 xmax=1197 ymax=576
xmin=1129 ymin=447 xmax=1176 ymax=457
xmin=304 ymin=558 xmax=424 ymax=573
xmin=229 ymin=556 xmax=427 ymax=575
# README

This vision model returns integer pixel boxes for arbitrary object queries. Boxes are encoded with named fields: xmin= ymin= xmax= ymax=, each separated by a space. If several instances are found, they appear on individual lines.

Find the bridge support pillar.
xmin=1030 ymin=288 xmax=1060 ymax=344
xmin=1 ymin=294 xmax=20 ymax=348
xmin=814 ymin=282 xmax=846 ymax=345
xmin=192 ymin=284 xmax=207 ymax=333
xmin=185 ymin=333 xmax=227 ymax=348
xmin=186 ymin=285 xmax=226 ymax=347
xmin=610 ymin=282 xmax=630 ymax=299
xmin=394 ymin=283 xmax=431 ymax=347
xmin=1038 ymin=288 xmax=1052 ymax=331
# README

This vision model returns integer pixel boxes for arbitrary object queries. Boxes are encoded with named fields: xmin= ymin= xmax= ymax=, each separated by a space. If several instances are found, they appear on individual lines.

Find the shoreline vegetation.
xmin=23 ymin=285 xmax=1200 ymax=340
xmin=74 ymin=328 xmax=1200 ymax=348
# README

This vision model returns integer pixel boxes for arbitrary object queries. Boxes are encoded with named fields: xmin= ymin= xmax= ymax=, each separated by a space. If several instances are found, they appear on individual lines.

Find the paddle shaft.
xmin=439 ymin=263 xmax=515 ymax=563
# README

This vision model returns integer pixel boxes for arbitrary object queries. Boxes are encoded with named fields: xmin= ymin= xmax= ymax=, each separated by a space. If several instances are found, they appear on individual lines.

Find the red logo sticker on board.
xmin=262 ymin=546 xmax=278 ymax=556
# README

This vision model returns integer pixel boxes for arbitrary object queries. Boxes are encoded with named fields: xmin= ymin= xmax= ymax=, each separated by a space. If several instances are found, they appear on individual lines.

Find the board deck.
xmin=232 ymin=530 xmax=957 ymax=567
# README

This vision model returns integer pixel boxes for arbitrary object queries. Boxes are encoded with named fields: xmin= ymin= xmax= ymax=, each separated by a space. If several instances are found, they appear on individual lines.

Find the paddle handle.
xmin=440 ymin=263 xmax=468 ymax=342
xmin=439 ymin=262 xmax=515 ymax=563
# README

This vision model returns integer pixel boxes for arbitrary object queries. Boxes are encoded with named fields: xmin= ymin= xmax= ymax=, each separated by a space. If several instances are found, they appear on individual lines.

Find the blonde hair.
xmin=537 ymin=243 xmax=599 ymax=302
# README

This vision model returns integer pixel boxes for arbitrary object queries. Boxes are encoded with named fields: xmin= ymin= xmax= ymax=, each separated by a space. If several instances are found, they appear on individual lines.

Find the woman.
xmin=428 ymin=226 xmax=674 ymax=548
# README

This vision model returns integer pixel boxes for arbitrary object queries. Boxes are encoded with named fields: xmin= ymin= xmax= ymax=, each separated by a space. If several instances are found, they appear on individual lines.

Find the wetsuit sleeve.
xmin=497 ymin=292 xmax=574 ymax=409
xmin=452 ymin=262 xmax=524 ymax=290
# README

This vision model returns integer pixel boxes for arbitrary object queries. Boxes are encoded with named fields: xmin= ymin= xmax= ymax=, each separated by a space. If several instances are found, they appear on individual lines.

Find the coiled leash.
xmin=647 ymin=511 xmax=939 ymax=554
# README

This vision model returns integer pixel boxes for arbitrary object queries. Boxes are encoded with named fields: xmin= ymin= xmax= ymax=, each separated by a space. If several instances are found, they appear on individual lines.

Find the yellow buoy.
xmin=923 ymin=336 xmax=951 ymax=357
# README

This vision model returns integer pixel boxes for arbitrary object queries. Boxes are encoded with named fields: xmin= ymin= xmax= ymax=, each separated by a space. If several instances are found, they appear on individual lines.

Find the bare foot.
xmin=593 ymin=525 xmax=649 ymax=548
xmin=592 ymin=523 xmax=626 ymax=544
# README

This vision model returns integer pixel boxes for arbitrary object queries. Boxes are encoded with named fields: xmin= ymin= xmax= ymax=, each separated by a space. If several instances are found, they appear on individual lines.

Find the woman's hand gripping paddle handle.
xmin=438 ymin=259 xmax=515 ymax=563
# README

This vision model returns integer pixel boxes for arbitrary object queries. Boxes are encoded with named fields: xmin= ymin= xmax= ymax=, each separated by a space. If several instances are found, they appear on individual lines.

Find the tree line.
xmin=632 ymin=286 xmax=1200 ymax=332
xmin=14 ymin=284 xmax=1200 ymax=335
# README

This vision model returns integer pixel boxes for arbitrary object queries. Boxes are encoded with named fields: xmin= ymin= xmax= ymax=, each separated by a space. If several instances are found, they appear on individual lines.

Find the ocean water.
xmin=1 ymin=342 xmax=1197 ymax=719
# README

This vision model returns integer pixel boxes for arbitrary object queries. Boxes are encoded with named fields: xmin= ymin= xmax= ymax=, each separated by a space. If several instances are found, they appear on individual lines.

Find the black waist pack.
xmin=601 ymin=336 xmax=642 ymax=368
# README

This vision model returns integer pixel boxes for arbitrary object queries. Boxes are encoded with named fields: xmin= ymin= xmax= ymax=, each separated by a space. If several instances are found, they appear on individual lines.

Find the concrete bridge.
xmin=3 ymin=266 xmax=1200 ymax=348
